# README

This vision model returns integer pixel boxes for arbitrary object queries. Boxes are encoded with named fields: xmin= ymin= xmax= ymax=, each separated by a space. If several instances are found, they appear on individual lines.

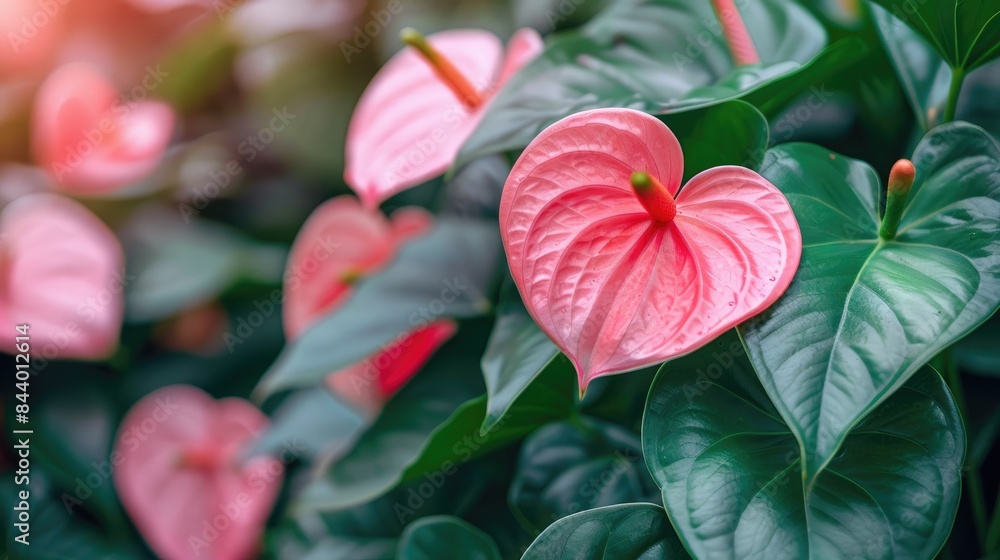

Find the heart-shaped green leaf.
xmin=459 ymin=0 xmax=864 ymax=162
xmin=295 ymin=338 xmax=575 ymax=514
xmin=741 ymin=122 xmax=1000 ymax=476
xmin=510 ymin=418 xmax=658 ymax=533
xmin=398 ymin=516 xmax=501 ymax=560
xmin=254 ymin=218 xmax=501 ymax=399
xmin=480 ymin=278 xmax=561 ymax=433
xmin=521 ymin=503 xmax=690 ymax=559
xmin=643 ymin=331 xmax=965 ymax=559
xmin=868 ymin=0 xmax=1000 ymax=72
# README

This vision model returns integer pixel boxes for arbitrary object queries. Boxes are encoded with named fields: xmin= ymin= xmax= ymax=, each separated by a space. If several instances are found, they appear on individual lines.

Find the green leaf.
xmin=124 ymin=207 xmax=286 ymax=322
xmin=869 ymin=2 xmax=952 ymax=131
xmin=642 ymin=331 xmax=965 ymax=559
xmin=956 ymin=313 xmax=1000 ymax=377
xmin=658 ymin=100 xmax=770 ymax=183
xmin=459 ymin=0 xmax=865 ymax=161
xmin=248 ymin=387 xmax=368 ymax=461
xmin=868 ymin=0 xmax=1000 ymax=71
xmin=741 ymin=122 xmax=1000 ymax=476
xmin=294 ymin=333 xmax=574 ymax=514
xmin=397 ymin=516 xmax=501 ymax=560
xmin=480 ymin=278 xmax=561 ymax=433
xmin=254 ymin=218 xmax=501 ymax=399
xmin=510 ymin=418 xmax=659 ymax=533
xmin=521 ymin=503 xmax=690 ymax=559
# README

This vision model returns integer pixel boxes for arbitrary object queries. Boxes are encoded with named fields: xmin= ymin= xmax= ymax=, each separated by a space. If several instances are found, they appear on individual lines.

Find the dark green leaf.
xmin=868 ymin=0 xmax=1000 ymax=71
xmin=254 ymin=218 xmax=501 ymax=398
xmin=295 ymin=344 xmax=574 ymax=514
xmin=510 ymin=418 xmax=659 ymax=533
xmin=643 ymin=331 xmax=964 ymax=559
xmin=869 ymin=2 xmax=952 ymax=131
xmin=658 ymin=100 xmax=770 ymax=182
xmin=460 ymin=0 xmax=865 ymax=161
xmin=397 ymin=516 xmax=501 ymax=560
xmin=249 ymin=387 xmax=368 ymax=461
xmin=521 ymin=503 xmax=689 ymax=559
xmin=480 ymin=278 xmax=562 ymax=433
xmin=742 ymin=122 xmax=1000 ymax=476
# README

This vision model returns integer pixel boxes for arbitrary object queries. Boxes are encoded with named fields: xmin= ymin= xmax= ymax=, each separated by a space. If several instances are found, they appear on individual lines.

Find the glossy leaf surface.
xmin=869 ymin=0 xmax=1000 ymax=71
xmin=459 ymin=0 xmax=865 ymax=161
xmin=742 ymin=122 xmax=1000 ymax=476
xmin=397 ymin=516 xmax=501 ymax=560
xmin=643 ymin=331 xmax=964 ymax=559
xmin=509 ymin=418 xmax=658 ymax=533
xmin=521 ymin=503 xmax=689 ymax=559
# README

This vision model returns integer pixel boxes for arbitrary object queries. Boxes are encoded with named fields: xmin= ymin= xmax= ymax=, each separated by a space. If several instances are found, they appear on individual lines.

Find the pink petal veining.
xmin=500 ymin=108 xmax=801 ymax=390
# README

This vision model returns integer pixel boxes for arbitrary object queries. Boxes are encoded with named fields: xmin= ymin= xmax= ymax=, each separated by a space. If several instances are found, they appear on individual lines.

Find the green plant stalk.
xmin=937 ymin=349 xmax=989 ymax=552
xmin=942 ymin=68 xmax=966 ymax=124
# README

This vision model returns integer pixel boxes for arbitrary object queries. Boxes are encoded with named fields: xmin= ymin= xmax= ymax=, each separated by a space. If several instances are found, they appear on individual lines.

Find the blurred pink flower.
xmin=0 ymin=0 xmax=67 ymax=76
xmin=113 ymin=385 xmax=281 ymax=560
xmin=0 ymin=193 xmax=124 ymax=359
xmin=345 ymin=27 xmax=543 ymax=209
xmin=283 ymin=196 xmax=455 ymax=412
xmin=32 ymin=63 xmax=175 ymax=195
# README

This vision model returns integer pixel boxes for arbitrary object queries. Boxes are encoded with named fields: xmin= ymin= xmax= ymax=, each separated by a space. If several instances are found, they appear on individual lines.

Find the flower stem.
xmin=942 ymin=67 xmax=966 ymax=125
xmin=878 ymin=159 xmax=915 ymax=241
xmin=710 ymin=0 xmax=761 ymax=66
xmin=630 ymin=171 xmax=677 ymax=222
xmin=401 ymin=28 xmax=484 ymax=109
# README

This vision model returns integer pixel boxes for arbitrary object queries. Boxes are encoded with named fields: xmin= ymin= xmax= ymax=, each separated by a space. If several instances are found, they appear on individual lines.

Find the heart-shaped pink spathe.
xmin=344 ymin=27 xmax=543 ymax=209
xmin=283 ymin=196 xmax=456 ymax=412
xmin=113 ymin=385 xmax=281 ymax=560
xmin=32 ymin=63 xmax=175 ymax=195
xmin=0 ymin=193 xmax=124 ymax=359
xmin=500 ymin=108 xmax=802 ymax=391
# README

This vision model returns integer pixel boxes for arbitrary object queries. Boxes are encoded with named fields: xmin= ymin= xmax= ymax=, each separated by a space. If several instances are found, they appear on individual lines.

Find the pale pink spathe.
xmin=283 ymin=196 xmax=455 ymax=410
xmin=344 ymin=28 xmax=543 ymax=209
xmin=113 ymin=385 xmax=281 ymax=560
xmin=0 ymin=193 xmax=124 ymax=359
xmin=500 ymin=108 xmax=802 ymax=390
xmin=32 ymin=63 xmax=175 ymax=195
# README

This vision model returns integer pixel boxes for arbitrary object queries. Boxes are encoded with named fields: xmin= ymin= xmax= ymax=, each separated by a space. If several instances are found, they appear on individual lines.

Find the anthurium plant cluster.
xmin=3 ymin=0 xmax=1000 ymax=559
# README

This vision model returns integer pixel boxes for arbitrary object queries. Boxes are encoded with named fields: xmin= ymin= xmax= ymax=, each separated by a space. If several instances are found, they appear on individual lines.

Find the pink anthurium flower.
xmin=0 ymin=193 xmax=124 ymax=359
xmin=113 ymin=385 xmax=281 ymax=560
xmin=284 ymin=196 xmax=456 ymax=412
xmin=345 ymin=27 xmax=543 ymax=209
xmin=32 ymin=63 xmax=175 ymax=195
xmin=501 ymin=108 xmax=802 ymax=391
